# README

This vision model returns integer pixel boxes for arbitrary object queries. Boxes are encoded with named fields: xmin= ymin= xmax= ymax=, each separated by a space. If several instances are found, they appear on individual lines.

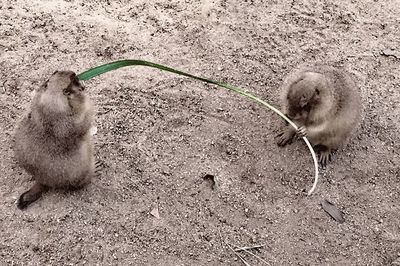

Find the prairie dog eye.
xmin=63 ymin=89 xmax=72 ymax=96
xmin=71 ymin=77 xmax=84 ymax=91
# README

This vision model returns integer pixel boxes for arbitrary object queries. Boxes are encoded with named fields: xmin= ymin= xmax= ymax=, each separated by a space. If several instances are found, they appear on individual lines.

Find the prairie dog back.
xmin=14 ymin=71 xmax=95 ymax=209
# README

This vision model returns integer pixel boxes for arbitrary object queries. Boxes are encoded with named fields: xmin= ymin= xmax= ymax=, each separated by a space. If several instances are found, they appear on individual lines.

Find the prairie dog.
xmin=14 ymin=71 xmax=95 ymax=209
xmin=276 ymin=65 xmax=361 ymax=166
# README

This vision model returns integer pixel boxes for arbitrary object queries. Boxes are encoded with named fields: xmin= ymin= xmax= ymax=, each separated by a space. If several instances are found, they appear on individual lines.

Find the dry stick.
xmin=218 ymin=230 xmax=251 ymax=266
xmin=235 ymin=245 xmax=271 ymax=266
xmin=234 ymin=245 xmax=264 ymax=252
xmin=227 ymin=242 xmax=252 ymax=266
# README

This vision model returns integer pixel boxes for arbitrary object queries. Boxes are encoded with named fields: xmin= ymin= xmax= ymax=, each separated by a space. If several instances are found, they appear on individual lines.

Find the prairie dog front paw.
xmin=296 ymin=126 xmax=307 ymax=138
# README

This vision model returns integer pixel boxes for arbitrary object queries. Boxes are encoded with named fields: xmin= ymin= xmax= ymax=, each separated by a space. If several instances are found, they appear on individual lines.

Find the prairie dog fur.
xmin=14 ymin=71 xmax=95 ymax=209
xmin=276 ymin=65 xmax=361 ymax=165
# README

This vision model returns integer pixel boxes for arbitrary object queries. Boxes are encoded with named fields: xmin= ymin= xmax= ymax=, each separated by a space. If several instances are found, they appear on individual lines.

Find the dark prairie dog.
xmin=276 ymin=65 xmax=361 ymax=166
xmin=14 ymin=71 xmax=95 ymax=209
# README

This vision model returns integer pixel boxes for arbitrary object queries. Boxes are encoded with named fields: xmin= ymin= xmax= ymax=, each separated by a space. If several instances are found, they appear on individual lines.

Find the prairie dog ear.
xmin=38 ymin=79 xmax=49 ymax=91
xmin=294 ymin=75 xmax=305 ymax=85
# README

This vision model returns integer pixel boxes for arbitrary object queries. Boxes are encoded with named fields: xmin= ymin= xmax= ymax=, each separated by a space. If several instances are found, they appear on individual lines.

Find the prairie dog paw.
xmin=319 ymin=150 xmax=333 ymax=167
xmin=89 ymin=126 xmax=98 ymax=136
xmin=276 ymin=129 xmax=296 ymax=147
xmin=296 ymin=126 xmax=307 ymax=138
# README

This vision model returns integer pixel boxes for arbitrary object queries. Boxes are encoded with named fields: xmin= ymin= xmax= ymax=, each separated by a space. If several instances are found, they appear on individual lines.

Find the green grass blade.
xmin=78 ymin=59 xmax=319 ymax=195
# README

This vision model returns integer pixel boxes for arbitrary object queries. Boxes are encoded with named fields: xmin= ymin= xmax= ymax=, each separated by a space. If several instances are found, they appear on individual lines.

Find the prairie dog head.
xmin=35 ymin=71 xmax=90 ymax=116
xmin=285 ymin=72 xmax=327 ymax=120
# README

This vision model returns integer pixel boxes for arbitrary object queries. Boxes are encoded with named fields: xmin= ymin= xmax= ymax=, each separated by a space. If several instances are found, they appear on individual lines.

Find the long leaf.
xmin=78 ymin=59 xmax=319 ymax=195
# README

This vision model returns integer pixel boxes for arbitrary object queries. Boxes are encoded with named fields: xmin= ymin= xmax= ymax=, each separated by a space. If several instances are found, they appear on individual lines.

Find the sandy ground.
xmin=1 ymin=0 xmax=399 ymax=265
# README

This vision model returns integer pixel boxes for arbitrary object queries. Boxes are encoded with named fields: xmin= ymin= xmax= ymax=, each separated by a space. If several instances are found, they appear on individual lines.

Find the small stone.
xmin=150 ymin=207 xmax=160 ymax=219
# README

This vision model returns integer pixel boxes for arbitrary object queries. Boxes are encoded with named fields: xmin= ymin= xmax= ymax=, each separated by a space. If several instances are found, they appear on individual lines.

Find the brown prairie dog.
xmin=276 ymin=65 xmax=361 ymax=166
xmin=14 ymin=71 xmax=95 ymax=209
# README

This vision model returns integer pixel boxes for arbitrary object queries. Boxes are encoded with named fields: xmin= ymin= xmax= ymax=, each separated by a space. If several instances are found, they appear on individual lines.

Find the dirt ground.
xmin=1 ymin=0 xmax=399 ymax=265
